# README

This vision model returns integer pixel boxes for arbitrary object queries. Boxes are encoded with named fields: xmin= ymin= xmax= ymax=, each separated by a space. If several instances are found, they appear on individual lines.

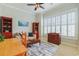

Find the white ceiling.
xmin=0 ymin=3 xmax=61 ymax=14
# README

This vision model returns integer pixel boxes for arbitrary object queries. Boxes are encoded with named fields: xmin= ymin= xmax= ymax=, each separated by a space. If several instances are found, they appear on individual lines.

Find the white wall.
xmin=0 ymin=4 xmax=35 ymax=34
xmin=34 ymin=13 xmax=42 ymax=39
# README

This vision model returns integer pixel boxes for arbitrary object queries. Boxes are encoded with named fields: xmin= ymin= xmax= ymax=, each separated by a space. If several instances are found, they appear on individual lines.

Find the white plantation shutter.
xmin=41 ymin=9 xmax=76 ymax=39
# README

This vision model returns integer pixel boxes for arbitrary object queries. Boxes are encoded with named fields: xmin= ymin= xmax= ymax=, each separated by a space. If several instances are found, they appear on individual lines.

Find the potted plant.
xmin=0 ymin=34 xmax=5 ymax=42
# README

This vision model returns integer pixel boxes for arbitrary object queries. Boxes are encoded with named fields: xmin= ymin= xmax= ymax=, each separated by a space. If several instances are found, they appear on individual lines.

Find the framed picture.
xmin=18 ymin=20 xmax=29 ymax=27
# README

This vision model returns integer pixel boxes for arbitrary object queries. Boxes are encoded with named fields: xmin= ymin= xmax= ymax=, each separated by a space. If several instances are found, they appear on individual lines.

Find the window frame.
xmin=41 ymin=8 xmax=77 ymax=39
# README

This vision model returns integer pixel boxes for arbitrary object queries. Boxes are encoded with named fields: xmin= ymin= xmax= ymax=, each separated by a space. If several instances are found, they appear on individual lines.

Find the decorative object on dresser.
xmin=48 ymin=33 xmax=61 ymax=45
xmin=0 ymin=16 xmax=12 ymax=39
xmin=32 ymin=22 xmax=39 ymax=39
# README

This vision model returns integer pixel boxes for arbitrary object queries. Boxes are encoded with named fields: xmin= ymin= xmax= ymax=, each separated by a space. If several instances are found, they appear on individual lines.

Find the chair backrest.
xmin=21 ymin=32 xmax=27 ymax=47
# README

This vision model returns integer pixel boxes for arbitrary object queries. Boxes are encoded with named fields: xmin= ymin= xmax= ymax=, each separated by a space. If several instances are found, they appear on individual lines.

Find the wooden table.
xmin=0 ymin=38 xmax=27 ymax=56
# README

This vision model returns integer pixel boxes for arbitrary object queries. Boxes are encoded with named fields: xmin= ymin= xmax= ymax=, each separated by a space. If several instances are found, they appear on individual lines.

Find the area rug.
xmin=28 ymin=41 xmax=58 ymax=56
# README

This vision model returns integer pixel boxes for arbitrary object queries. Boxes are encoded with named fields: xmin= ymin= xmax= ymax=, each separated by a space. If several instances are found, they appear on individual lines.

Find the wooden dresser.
xmin=48 ymin=33 xmax=61 ymax=45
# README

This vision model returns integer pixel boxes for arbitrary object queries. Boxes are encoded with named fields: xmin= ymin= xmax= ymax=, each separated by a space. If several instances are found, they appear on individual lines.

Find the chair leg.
xmin=24 ymin=52 xmax=27 ymax=56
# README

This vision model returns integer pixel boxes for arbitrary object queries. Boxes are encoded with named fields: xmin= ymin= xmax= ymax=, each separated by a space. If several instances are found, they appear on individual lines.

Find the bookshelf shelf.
xmin=0 ymin=16 xmax=12 ymax=38
xmin=32 ymin=22 xmax=39 ymax=39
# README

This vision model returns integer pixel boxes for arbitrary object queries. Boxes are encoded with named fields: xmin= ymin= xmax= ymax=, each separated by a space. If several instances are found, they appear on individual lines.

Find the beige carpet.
xmin=54 ymin=43 xmax=79 ymax=56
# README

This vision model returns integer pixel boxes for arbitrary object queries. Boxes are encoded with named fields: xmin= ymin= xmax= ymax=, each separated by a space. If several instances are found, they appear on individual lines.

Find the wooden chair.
xmin=21 ymin=32 xmax=28 ymax=55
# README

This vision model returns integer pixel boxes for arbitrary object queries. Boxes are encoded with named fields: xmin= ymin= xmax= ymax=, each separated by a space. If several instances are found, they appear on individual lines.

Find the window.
xmin=61 ymin=25 xmax=67 ymax=36
xmin=56 ymin=16 xmax=61 ymax=25
xmin=68 ymin=12 xmax=75 ymax=36
xmin=48 ymin=26 xmax=51 ymax=33
xmin=47 ymin=18 xmax=52 ymax=33
xmin=52 ymin=26 xmax=55 ymax=32
xmin=68 ymin=12 xmax=75 ymax=24
xmin=52 ymin=17 xmax=55 ymax=32
xmin=68 ymin=25 xmax=75 ymax=36
xmin=56 ymin=16 xmax=61 ymax=33
xmin=56 ymin=25 xmax=60 ymax=33
xmin=61 ymin=14 xmax=67 ymax=36
xmin=42 ymin=9 xmax=76 ymax=38
xmin=43 ymin=17 xmax=52 ymax=34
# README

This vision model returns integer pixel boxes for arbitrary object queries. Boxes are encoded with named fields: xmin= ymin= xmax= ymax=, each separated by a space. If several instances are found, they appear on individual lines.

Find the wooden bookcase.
xmin=0 ymin=16 xmax=12 ymax=38
xmin=32 ymin=22 xmax=39 ymax=39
